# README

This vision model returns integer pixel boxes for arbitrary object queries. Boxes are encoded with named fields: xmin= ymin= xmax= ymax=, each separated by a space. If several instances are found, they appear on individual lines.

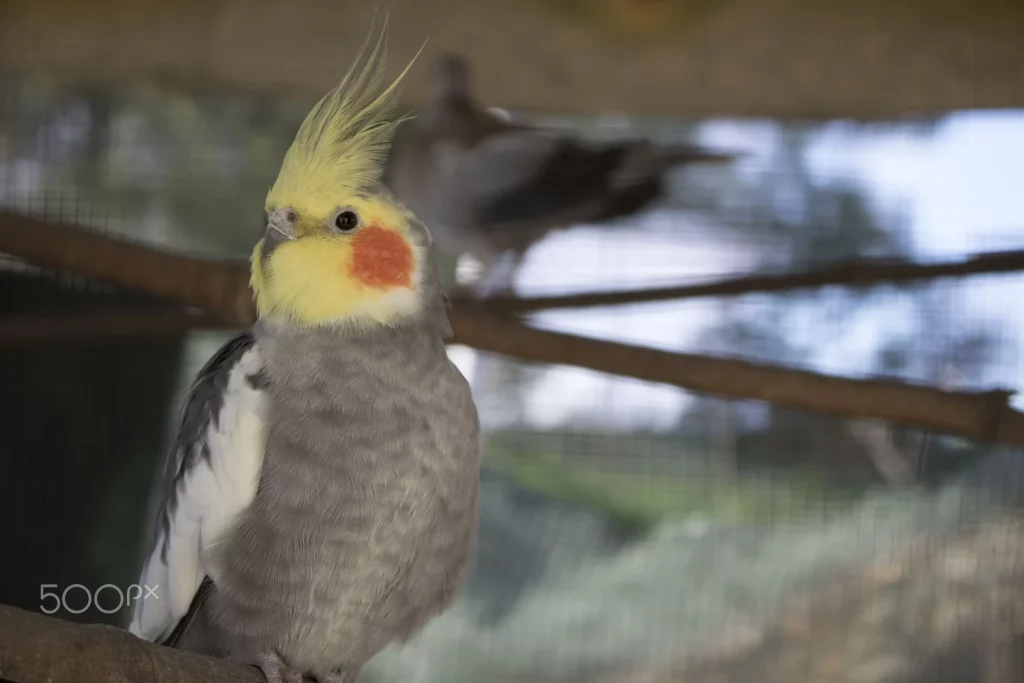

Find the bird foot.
xmin=258 ymin=651 xmax=305 ymax=683
xmin=320 ymin=667 xmax=360 ymax=683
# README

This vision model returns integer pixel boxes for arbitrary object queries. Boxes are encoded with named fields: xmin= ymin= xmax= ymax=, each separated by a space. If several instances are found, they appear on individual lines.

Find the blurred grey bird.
xmin=385 ymin=53 xmax=740 ymax=298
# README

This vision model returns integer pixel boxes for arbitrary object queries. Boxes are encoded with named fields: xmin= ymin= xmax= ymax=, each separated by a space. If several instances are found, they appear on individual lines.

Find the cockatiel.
xmin=128 ymin=9 xmax=480 ymax=683
xmin=384 ymin=53 xmax=739 ymax=298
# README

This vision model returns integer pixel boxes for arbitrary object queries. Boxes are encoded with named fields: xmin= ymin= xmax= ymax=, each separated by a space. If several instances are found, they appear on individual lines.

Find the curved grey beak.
xmin=262 ymin=207 xmax=298 ymax=262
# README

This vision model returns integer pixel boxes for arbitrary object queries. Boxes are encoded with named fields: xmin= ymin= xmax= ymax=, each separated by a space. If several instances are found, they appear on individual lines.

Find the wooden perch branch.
xmin=2 ymin=210 xmax=1023 ymax=447
xmin=457 ymin=312 xmax=1024 ymax=447
xmin=0 ymin=603 xmax=262 ymax=683
xmin=0 ymin=212 xmax=256 ymax=327
xmin=469 ymin=249 xmax=1024 ymax=314
xmin=0 ymin=311 xmax=235 ymax=345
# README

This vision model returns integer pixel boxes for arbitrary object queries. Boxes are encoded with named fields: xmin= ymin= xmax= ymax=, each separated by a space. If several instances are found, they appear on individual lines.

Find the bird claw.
xmin=255 ymin=653 xmax=359 ymax=683
xmin=319 ymin=668 xmax=360 ymax=683
xmin=258 ymin=651 xmax=305 ymax=683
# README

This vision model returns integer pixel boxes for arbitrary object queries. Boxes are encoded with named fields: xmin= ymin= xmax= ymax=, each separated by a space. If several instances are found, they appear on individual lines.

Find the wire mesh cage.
xmin=2 ymin=37 xmax=1024 ymax=683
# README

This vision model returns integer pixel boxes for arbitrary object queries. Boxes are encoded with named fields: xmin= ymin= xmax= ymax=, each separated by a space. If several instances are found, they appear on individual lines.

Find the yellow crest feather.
xmin=265 ymin=4 xmax=423 ymax=217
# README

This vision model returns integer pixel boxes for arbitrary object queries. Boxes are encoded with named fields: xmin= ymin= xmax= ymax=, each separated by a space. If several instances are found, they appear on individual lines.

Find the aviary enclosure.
xmin=0 ymin=1 xmax=1023 ymax=682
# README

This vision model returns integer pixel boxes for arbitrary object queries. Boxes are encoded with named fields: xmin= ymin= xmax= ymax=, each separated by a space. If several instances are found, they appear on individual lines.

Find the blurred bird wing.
xmin=485 ymin=106 xmax=513 ymax=123
xmin=449 ymin=129 xmax=623 ymax=230
xmin=128 ymin=332 xmax=268 ymax=644
xmin=446 ymin=129 xmax=563 ymax=196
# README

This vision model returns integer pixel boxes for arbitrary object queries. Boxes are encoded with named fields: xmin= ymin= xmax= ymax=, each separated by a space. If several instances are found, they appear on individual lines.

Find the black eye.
xmin=334 ymin=210 xmax=360 ymax=232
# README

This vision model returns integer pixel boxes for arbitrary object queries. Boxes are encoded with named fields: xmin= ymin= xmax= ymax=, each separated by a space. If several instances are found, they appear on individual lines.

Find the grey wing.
xmin=451 ymin=123 xmax=738 ymax=231
xmin=386 ymin=116 xmax=616 ymax=258
xmin=387 ymin=128 xmax=566 ymax=223
xmin=447 ymin=130 xmax=632 ymax=232
xmin=128 ymin=332 xmax=268 ymax=644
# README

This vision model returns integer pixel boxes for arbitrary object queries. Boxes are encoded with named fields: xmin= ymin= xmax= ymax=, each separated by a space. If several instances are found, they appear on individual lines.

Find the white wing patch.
xmin=129 ymin=344 xmax=267 ymax=643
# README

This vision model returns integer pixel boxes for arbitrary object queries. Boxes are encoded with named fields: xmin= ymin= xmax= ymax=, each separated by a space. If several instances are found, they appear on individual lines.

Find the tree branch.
xmin=2 ymin=210 xmax=1023 ymax=447
xmin=0 ymin=311 xmax=236 ymax=345
xmin=465 ymin=250 xmax=1024 ymax=314
xmin=0 ymin=604 xmax=262 ymax=683
xmin=454 ymin=311 xmax=1024 ymax=447
xmin=0 ymin=212 xmax=255 ymax=327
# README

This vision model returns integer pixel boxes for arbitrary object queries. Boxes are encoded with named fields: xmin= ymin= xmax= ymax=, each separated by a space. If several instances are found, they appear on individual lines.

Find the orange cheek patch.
xmin=348 ymin=225 xmax=414 ymax=290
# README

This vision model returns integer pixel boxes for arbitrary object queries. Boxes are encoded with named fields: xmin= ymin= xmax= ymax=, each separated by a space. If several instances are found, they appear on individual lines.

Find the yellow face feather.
xmin=251 ymin=199 xmax=426 ymax=327
xmin=250 ymin=5 xmax=428 ymax=327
